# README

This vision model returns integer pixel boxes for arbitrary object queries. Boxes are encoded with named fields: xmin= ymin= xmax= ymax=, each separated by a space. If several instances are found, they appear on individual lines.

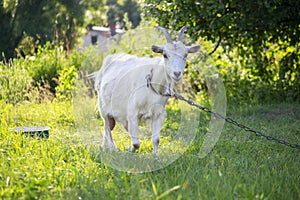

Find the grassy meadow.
xmin=0 ymin=96 xmax=299 ymax=199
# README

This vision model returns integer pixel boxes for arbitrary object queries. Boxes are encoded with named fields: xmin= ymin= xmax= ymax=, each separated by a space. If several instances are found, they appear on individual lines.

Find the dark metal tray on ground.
xmin=13 ymin=126 xmax=50 ymax=139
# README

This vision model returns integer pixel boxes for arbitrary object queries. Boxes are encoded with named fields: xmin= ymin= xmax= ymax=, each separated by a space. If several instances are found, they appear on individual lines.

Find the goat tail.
xmin=86 ymin=71 xmax=98 ymax=80
xmin=94 ymin=70 xmax=103 ymax=92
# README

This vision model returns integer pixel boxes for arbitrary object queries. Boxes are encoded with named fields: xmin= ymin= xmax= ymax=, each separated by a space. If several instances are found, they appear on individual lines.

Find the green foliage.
xmin=79 ymin=47 xmax=105 ymax=74
xmin=106 ymin=0 xmax=123 ymax=25
xmin=0 ymin=42 xmax=86 ymax=103
xmin=107 ymin=25 xmax=165 ymax=56
xmin=23 ymin=43 xmax=67 ymax=95
xmin=144 ymin=0 xmax=300 ymax=101
xmin=185 ymin=39 xmax=300 ymax=103
xmin=145 ymin=0 xmax=300 ymax=50
xmin=122 ymin=0 xmax=142 ymax=28
xmin=55 ymin=65 xmax=78 ymax=101
xmin=106 ymin=0 xmax=141 ymax=28
xmin=81 ymin=0 xmax=107 ymax=26
xmin=0 ymin=62 xmax=37 ymax=104
xmin=0 ymin=0 xmax=85 ymax=60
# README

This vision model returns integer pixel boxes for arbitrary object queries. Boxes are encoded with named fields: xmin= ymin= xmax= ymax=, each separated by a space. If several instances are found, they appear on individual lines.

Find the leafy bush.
xmin=23 ymin=42 xmax=67 ymax=94
xmin=55 ymin=65 xmax=78 ymax=101
xmin=184 ymin=37 xmax=300 ymax=104
xmin=79 ymin=47 xmax=105 ymax=74
xmin=0 ymin=62 xmax=37 ymax=104
xmin=0 ymin=42 xmax=88 ymax=103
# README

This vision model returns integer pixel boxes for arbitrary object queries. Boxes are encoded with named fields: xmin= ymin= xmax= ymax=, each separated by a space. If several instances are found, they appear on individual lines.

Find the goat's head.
xmin=152 ymin=26 xmax=200 ymax=82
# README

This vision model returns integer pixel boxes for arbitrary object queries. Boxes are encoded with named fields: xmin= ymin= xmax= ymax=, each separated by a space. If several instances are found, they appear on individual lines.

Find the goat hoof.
xmin=155 ymin=156 xmax=161 ymax=162
xmin=127 ymin=144 xmax=140 ymax=153
xmin=102 ymin=144 xmax=116 ymax=151
xmin=127 ymin=146 xmax=135 ymax=152
xmin=133 ymin=143 xmax=140 ymax=149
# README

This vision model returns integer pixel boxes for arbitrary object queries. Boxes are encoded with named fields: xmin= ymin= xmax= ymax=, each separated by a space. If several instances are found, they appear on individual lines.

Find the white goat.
xmin=95 ymin=26 xmax=200 ymax=155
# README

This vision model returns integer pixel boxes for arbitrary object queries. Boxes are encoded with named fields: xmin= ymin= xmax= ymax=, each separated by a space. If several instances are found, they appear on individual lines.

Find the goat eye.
xmin=163 ymin=53 xmax=168 ymax=59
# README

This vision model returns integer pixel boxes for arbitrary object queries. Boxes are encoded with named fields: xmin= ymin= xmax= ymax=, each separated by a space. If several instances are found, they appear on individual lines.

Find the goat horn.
xmin=155 ymin=26 xmax=173 ymax=44
xmin=178 ymin=26 xmax=187 ymax=42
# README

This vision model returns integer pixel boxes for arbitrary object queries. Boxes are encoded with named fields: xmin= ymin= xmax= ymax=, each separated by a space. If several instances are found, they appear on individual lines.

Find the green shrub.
xmin=0 ymin=63 xmax=37 ymax=104
xmin=55 ymin=65 xmax=78 ymax=101
xmin=79 ymin=47 xmax=105 ymax=74
xmin=24 ymin=42 xmax=66 ymax=94
xmin=0 ymin=42 xmax=92 ymax=103
xmin=184 ymin=37 xmax=300 ymax=104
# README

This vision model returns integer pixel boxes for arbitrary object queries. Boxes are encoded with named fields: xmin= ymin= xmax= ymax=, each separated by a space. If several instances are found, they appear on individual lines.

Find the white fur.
xmin=95 ymin=27 xmax=200 ymax=155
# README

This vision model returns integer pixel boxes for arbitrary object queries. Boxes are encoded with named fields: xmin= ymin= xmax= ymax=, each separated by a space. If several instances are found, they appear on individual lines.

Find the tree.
xmin=106 ymin=0 xmax=141 ymax=29
xmin=106 ymin=0 xmax=123 ymax=26
xmin=145 ymin=0 xmax=299 ymax=54
xmin=82 ymin=0 xmax=107 ymax=26
xmin=0 ymin=0 xmax=85 ymax=60
xmin=122 ymin=0 xmax=141 ymax=28
xmin=145 ymin=0 xmax=300 ymax=100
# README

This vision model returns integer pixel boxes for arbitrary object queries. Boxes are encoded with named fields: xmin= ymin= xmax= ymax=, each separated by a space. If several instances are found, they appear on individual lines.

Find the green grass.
xmin=0 ymin=99 xmax=299 ymax=199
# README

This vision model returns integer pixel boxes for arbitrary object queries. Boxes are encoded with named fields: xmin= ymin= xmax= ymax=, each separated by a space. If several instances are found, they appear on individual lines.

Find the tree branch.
xmin=208 ymin=32 xmax=222 ymax=56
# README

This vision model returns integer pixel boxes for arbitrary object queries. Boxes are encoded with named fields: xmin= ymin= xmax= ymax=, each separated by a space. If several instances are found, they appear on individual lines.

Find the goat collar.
xmin=146 ymin=69 xmax=172 ymax=97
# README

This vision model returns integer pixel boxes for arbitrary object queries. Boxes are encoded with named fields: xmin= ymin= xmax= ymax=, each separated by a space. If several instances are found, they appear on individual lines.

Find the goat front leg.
xmin=151 ymin=104 xmax=165 ymax=156
xmin=128 ymin=114 xmax=140 ymax=152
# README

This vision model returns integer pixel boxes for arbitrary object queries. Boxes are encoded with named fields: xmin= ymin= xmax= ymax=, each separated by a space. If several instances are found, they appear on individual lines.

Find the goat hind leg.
xmin=102 ymin=115 xmax=116 ymax=150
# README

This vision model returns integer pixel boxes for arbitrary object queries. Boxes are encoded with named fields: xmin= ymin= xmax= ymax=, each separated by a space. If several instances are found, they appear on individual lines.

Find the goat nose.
xmin=174 ymin=71 xmax=181 ymax=78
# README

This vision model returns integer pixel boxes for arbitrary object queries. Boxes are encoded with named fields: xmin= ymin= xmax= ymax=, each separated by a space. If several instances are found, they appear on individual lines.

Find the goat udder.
xmin=108 ymin=115 xmax=116 ymax=131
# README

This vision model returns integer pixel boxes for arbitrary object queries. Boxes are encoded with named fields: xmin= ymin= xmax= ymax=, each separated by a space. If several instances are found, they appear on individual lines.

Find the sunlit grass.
xmin=0 ymin=99 xmax=299 ymax=199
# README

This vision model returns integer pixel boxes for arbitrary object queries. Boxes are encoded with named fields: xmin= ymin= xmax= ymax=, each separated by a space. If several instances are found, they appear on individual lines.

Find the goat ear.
xmin=187 ymin=45 xmax=201 ymax=53
xmin=152 ymin=45 xmax=164 ymax=54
